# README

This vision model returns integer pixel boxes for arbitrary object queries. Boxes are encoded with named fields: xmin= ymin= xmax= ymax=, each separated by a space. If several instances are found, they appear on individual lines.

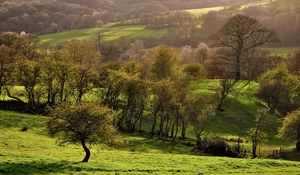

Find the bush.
xmin=194 ymin=136 xmax=239 ymax=157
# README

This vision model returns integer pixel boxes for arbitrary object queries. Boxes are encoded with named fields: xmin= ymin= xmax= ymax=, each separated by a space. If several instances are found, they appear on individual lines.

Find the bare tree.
xmin=211 ymin=14 xmax=275 ymax=80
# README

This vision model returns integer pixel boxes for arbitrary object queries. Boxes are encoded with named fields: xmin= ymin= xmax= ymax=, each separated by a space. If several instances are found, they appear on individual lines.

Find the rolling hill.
xmin=0 ymin=80 xmax=300 ymax=174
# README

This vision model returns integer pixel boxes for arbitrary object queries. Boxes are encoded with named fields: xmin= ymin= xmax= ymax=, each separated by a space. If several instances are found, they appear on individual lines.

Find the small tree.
xmin=257 ymin=64 xmax=299 ymax=116
xmin=279 ymin=109 xmax=300 ymax=152
xmin=13 ymin=59 xmax=41 ymax=110
xmin=183 ymin=63 xmax=206 ymax=81
xmin=47 ymin=103 xmax=116 ymax=162
xmin=186 ymin=95 xmax=214 ymax=146
xmin=72 ymin=65 xmax=97 ymax=102
xmin=248 ymin=111 xmax=267 ymax=158
xmin=217 ymin=79 xmax=237 ymax=111
xmin=149 ymin=45 xmax=178 ymax=80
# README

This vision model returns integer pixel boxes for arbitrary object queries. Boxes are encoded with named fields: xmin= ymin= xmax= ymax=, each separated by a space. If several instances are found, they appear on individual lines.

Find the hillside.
xmin=0 ymin=0 xmax=258 ymax=34
xmin=0 ymin=107 xmax=300 ymax=174
xmin=40 ymin=25 xmax=167 ymax=44
xmin=0 ymin=81 xmax=293 ymax=152
xmin=38 ymin=0 xmax=300 ymax=57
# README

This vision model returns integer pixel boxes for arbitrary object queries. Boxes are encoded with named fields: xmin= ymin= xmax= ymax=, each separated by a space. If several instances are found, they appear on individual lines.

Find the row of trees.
xmin=130 ymin=11 xmax=195 ymax=28
xmin=0 ymin=31 xmax=214 ymax=140
xmin=2 ymin=13 xmax=300 ymax=161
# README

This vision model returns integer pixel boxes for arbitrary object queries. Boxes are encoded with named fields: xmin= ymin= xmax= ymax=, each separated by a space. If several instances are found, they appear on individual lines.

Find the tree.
xmin=72 ymin=65 xmax=97 ymax=102
xmin=149 ymin=45 xmax=178 ymax=80
xmin=180 ymin=45 xmax=193 ymax=64
xmin=40 ymin=58 xmax=59 ymax=105
xmin=55 ymin=61 xmax=74 ymax=102
xmin=257 ymin=64 xmax=299 ymax=116
xmin=0 ymin=45 xmax=13 ymax=95
xmin=288 ymin=51 xmax=300 ymax=75
xmin=0 ymin=32 xmax=39 ymax=60
xmin=248 ymin=111 xmax=267 ymax=158
xmin=217 ymin=79 xmax=237 ymax=111
xmin=186 ymin=95 xmax=214 ymax=146
xmin=62 ymin=40 xmax=101 ymax=66
xmin=279 ymin=109 xmax=300 ymax=152
xmin=117 ymin=62 xmax=148 ymax=132
xmin=194 ymin=43 xmax=210 ymax=64
xmin=47 ymin=103 xmax=116 ymax=162
xmin=211 ymin=14 xmax=275 ymax=80
xmin=183 ymin=64 xmax=206 ymax=81
xmin=13 ymin=59 xmax=41 ymax=110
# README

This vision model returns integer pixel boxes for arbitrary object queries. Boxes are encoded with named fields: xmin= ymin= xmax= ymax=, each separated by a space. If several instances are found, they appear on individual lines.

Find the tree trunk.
xmin=296 ymin=140 xmax=300 ymax=152
xmin=217 ymin=96 xmax=225 ymax=111
xmin=252 ymin=145 xmax=257 ymax=158
xmin=236 ymin=55 xmax=241 ymax=80
xmin=181 ymin=122 xmax=187 ymax=139
xmin=81 ymin=140 xmax=90 ymax=162
xmin=159 ymin=114 xmax=165 ymax=138
xmin=150 ymin=110 xmax=158 ymax=137
xmin=196 ymin=136 xmax=202 ymax=147
xmin=172 ymin=119 xmax=179 ymax=142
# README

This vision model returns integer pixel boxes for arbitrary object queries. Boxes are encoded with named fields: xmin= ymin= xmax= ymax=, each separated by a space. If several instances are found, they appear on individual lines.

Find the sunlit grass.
xmin=39 ymin=25 xmax=167 ymax=44
xmin=264 ymin=47 xmax=300 ymax=57
xmin=1 ymin=111 xmax=300 ymax=175
xmin=183 ymin=6 xmax=225 ymax=17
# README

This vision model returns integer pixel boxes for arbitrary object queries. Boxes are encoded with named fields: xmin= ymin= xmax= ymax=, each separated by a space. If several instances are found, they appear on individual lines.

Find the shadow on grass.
xmin=0 ymin=160 xmax=191 ymax=175
xmin=0 ymin=161 xmax=80 ymax=175
xmin=118 ymin=133 xmax=197 ymax=155
xmin=0 ymin=100 xmax=48 ymax=115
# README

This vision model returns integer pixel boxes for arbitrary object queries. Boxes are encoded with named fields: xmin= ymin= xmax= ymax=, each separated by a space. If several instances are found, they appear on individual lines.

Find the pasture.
xmin=1 ymin=110 xmax=300 ymax=175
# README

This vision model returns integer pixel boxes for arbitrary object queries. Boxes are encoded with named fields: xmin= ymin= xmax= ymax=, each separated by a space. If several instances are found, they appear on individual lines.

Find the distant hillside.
xmin=0 ymin=0 xmax=259 ymax=34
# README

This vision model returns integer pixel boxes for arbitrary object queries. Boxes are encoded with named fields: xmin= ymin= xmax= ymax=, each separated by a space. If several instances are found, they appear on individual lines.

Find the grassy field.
xmin=183 ymin=0 xmax=271 ymax=16
xmin=240 ymin=0 xmax=271 ymax=9
xmin=39 ymin=25 xmax=167 ymax=44
xmin=1 ymin=110 xmax=300 ymax=175
xmin=264 ymin=47 xmax=300 ymax=57
xmin=183 ymin=6 xmax=225 ymax=17
xmin=0 ymin=81 xmax=289 ymax=148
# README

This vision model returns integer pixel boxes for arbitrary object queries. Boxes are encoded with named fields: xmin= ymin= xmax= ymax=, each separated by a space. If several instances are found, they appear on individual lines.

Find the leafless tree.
xmin=211 ymin=14 xmax=275 ymax=80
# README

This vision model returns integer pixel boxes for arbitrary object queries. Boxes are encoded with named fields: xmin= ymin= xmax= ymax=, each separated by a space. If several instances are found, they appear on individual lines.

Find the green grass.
xmin=190 ymin=80 xmax=286 ymax=148
xmin=240 ymin=0 xmax=272 ymax=9
xmin=1 ymin=111 xmax=300 ymax=175
xmin=183 ymin=0 xmax=271 ymax=17
xmin=39 ymin=25 xmax=167 ymax=44
xmin=183 ymin=6 xmax=225 ymax=17
xmin=264 ymin=47 xmax=300 ymax=57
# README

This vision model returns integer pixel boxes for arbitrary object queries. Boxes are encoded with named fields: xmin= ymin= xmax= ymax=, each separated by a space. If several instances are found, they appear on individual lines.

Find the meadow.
xmin=1 ymin=109 xmax=300 ymax=175
xmin=0 ymin=81 xmax=294 ymax=156
xmin=39 ymin=25 xmax=167 ymax=44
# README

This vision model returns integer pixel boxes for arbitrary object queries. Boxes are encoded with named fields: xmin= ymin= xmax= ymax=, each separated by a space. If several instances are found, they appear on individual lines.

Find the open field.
xmin=1 ymin=110 xmax=300 ymax=175
xmin=264 ymin=47 xmax=300 ymax=57
xmin=240 ymin=0 xmax=272 ymax=9
xmin=183 ymin=6 xmax=225 ymax=17
xmin=183 ymin=0 xmax=271 ymax=16
xmin=39 ymin=25 xmax=167 ymax=44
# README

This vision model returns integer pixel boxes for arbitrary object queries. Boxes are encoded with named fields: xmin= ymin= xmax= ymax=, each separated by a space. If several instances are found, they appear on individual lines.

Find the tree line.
xmin=2 ymin=14 xmax=300 ymax=162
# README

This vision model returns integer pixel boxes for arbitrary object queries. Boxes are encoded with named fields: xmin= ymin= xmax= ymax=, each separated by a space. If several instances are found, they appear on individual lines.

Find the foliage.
xmin=183 ymin=64 xmax=206 ymax=81
xmin=185 ymin=95 xmax=214 ymax=144
xmin=247 ymin=110 xmax=268 ymax=158
xmin=2 ymin=110 xmax=300 ymax=175
xmin=257 ymin=64 xmax=299 ymax=115
xmin=149 ymin=45 xmax=178 ymax=80
xmin=279 ymin=109 xmax=300 ymax=151
xmin=47 ymin=102 xmax=116 ymax=162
